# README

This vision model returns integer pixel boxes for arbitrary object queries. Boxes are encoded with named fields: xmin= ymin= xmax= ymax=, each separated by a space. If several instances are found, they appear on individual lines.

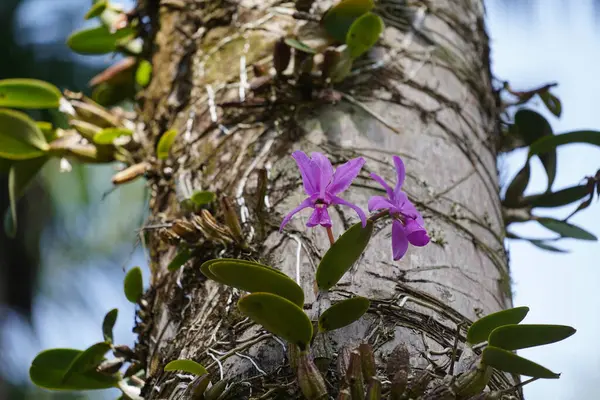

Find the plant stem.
xmin=326 ymin=226 xmax=335 ymax=246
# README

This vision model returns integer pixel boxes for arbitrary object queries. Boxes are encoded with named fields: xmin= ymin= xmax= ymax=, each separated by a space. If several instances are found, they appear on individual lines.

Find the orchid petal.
xmin=368 ymin=195 xmax=395 ymax=212
xmin=370 ymin=173 xmax=394 ymax=198
xmin=311 ymin=152 xmax=334 ymax=198
xmin=391 ymin=220 xmax=409 ymax=260
xmin=400 ymin=198 xmax=424 ymax=225
xmin=404 ymin=219 xmax=430 ymax=246
xmin=392 ymin=156 xmax=406 ymax=200
xmin=329 ymin=157 xmax=365 ymax=195
xmin=307 ymin=207 xmax=332 ymax=228
xmin=279 ymin=197 xmax=314 ymax=231
xmin=331 ymin=195 xmax=367 ymax=227
xmin=292 ymin=151 xmax=318 ymax=195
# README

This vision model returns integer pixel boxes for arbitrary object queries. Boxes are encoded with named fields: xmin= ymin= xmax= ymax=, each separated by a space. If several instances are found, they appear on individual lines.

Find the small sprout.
xmin=316 ymin=221 xmax=373 ymax=291
xmin=207 ymin=259 xmax=304 ymax=306
xmin=123 ymin=266 xmax=143 ymax=303
xmin=0 ymin=78 xmax=62 ymax=109
xmin=102 ymin=308 xmax=118 ymax=343
xmin=466 ymin=306 xmax=529 ymax=344
xmin=190 ymin=190 xmax=216 ymax=206
xmin=297 ymin=352 xmax=328 ymax=400
xmin=539 ymin=90 xmax=562 ymax=117
xmin=318 ymin=297 xmax=370 ymax=332
xmin=135 ymin=60 xmax=153 ymax=87
xmin=156 ymin=129 xmax=177 ymax=160
xmin=164 ymin=359 xmax=208 ymax=376
xmin=167 ymin=248 xmax=194 ymax=271
xmin=0 ymin=109 xmax=49 ymax=160
xmin=273 ymin=38 xmax=292 ymax=75
xmin=238 ymin=293 xmax=313 ymax=350
xmin=93 ymin=127 xmax=133 ymax=145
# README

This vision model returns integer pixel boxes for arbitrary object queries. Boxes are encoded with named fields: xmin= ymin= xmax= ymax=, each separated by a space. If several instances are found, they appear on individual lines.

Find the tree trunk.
xmin=136 ymin=0 xmax=514 ymax=398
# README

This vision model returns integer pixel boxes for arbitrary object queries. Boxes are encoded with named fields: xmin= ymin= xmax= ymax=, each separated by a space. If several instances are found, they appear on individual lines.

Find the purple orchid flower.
xmin=280 ymin=151 xmax=367 ymax=231
xmin=368 ymin=156 xmax=430 ymax=260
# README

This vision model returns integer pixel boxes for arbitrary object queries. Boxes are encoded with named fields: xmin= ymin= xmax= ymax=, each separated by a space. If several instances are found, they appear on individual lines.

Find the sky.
xmin=487 ymin=0 xmax=600 ymax=398
xmin=1 ymin=0 xmax=599 ymax=399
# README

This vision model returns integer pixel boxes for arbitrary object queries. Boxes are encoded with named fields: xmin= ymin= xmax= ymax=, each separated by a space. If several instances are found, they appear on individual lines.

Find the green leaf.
xmin=466 ymin=306 xmax=529 ymax=344
xmin=63 ymin=342 xmax=112 ymax=383
xmin=537 ymin=217 xmax=597 ymax=241
xmin=238 ymin=292 xmax=313 ymax=349
xmin=528 ymin=239 xmax=568 ymax=253
xmin=7 ymin=157 xmax=48 ymax=237
xmin=209 ymin=260 xmax=304 ymax=307
xmin=67 ymin=25 xmax=134 ymax=55
xmin=318 ymin=296 xmax=370 ymax=332
xmin=135 ymin=60 xmax=153 ymax=87
xmin=123 ymin=266 xmax=143 ymax=303
xmin=201 ymin=258 xmax=287 ymax=283
xmin=512 ymin=109 xmax=556 ymax=190
xmin=489 ymin=324 xmax=576 ymax=351
xmin=322 ymin=0 xmax=374 ymax=42
xmin=539 ymin=91 xmax=562 ymax=117
xmin=164 ymin=359 xmax=208 ymax=376
xmin=0 ymin=79 xmax=62 ymax=109
xmin=316 ymin=221 xmax=373 ymax=291
xmin=523 ymin=184 xmax=589 ymax=208
xmin=529 ymin=130 xmax=600 ymax=156
xmin=346 ymin=12 xmax=384 ymax=59
xmin=37 ymin=121 xmax=58 ymax=142
xmin=85 ymin=0 xmax=107 ymax=19
xmin=102 ymin=308 xmax=118 ymax=343
xmin=503 ymin=161 xmax=530 ymax=207
xmin=93 ymin=127 xmax=133 ymax=145
xmin=481 ymin=346 xmax=560 ymax=379
xmin=0 ymin=108 xmax=49 ymax=160
xmin=284 ymin=38 xmax=316 ymax=54
xmin=30 ymin=348 xmax=119 ymax=390
xmin=190 ymin=191 xmax=216 ymax=206
xmin=157 ymin=129 xmax=177 ymax=160
xmin=167 ymin=248 xmax=193 ymax=271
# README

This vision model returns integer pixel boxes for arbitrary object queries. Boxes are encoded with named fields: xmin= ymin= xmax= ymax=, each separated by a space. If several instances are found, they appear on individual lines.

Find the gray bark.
xmin=136 ymin=0 xmax=514 ymax=398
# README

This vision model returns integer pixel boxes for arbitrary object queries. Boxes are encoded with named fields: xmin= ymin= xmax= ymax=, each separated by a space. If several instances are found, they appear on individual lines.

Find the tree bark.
xmin=136 ymin=0 xmax=514 ymax=398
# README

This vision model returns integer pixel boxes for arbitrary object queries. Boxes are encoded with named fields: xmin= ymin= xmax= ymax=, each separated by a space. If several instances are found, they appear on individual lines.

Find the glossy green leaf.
xmin=36 ymin=121 xmax=58 ymax=142
xmin=167 ymin=248 xmax=193 ymax=271
xmin=318 ymin=296 xmax=370 ymax=332
xmin=316 ymin=220 xmax=373 ymax=291
xmin=164 ymin=359 xmax=207 ymax=376
xmin=63 ymin=342 xmax=112 ymax=383
xmin=481 ymin=346 xmax=560 ymax=379
xmin=322 ymin=0 xmax=375 ymax=42
xmin=524 ymin=184 xmax=589 ymax=208
xmin=0 ymin=109 xmax=49 ymax=160
xmin=102 ymin=308 xmax=118 ymax=343
xmin=190 ymin=191 xmax=216 ymax=206
xmin=200 ymin=258 xmax=287 ymax=281
xmin=238 ymin=292 xmax=313 ymax=349
xmin=539 ymin=91 xmax=562 ymax=117
xmin=209 ymin=260 xmax=304 ymax=307
xmin=512 ymin=109 xmax=556 ymax=190
xmin=85 ymin=0 xmax=107 ymax=19
xmin=157 ymin=129 xmax=177 ymax=160
xmin=284 ymin=38 xmax=317 ymax=54
xmin=466 ymin=306 xmax=529 ymax=344
xmin=529 ymin=130 xmax=600 ymax=156
xmin=346 ymin=12 xmax=384 ymax=59
xmin=537 ymin=217 xmax=597 ymax=241
xmin=7 ymin=157 xmax=48 ymax=237
xmin=528 ymin=239 xmax=568 ymax=253
xmin=30 ymin=348 xmax=119 ymax=390
xmin=503 ymin=161 xmax=530 ymax=207
xmin=123 ymin=266 xmax=143 ymax=303
xmin=489 ymin=324 xmax=576 ymax=351
xmin=135 ymin=60 xmax=153 ymax=87
xmin=93 ymin=127 xmax=133 ymax=145
xmin=0 ymin=79 xmax=61 ymax=109
xmin=67 ymin=25 xmax=134 ymax=55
